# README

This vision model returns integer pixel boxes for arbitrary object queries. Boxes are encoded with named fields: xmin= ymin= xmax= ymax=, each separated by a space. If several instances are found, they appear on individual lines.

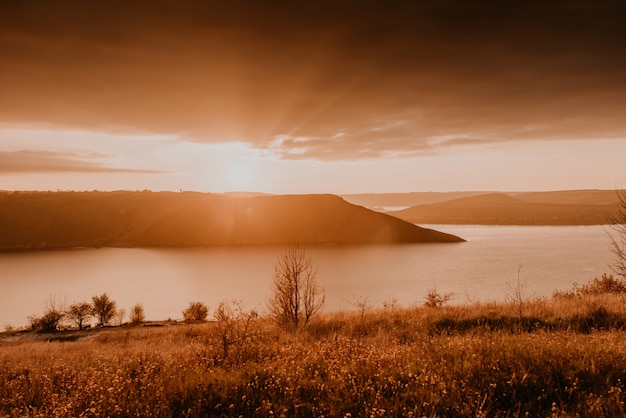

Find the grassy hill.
xmin=388 ymin=191 xmax=620 ymax=225
xmin=0 ymin=191 xmax=463 ymax=250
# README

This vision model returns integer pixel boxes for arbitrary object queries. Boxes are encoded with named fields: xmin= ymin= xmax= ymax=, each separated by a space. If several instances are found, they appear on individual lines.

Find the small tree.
xmin=183 ymin=302 xmax=208 ymax=322
xmin=129 ymin=304 xmax=145 ymax=324
xmin=607 ymin=188 xmax=626 ymax=280
xmin=92 ymin=293 xmax=117 ymax=326
xmin=66 ymin=302 xmax=93 ymax=330
xmin=268 ymin=244 xmax=325 ymax=328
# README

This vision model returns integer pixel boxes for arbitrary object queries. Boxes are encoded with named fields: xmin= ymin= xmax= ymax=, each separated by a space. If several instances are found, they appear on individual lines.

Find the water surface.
xmin=0 ymin=225 xmax=615 ymax=328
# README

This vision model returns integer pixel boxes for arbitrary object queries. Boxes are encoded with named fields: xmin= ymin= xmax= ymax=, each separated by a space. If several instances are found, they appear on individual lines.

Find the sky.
xmin=1 ymin=0 xmax=625 ymax=194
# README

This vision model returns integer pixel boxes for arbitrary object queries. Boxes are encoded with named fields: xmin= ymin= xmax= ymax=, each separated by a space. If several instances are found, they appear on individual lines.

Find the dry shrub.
xmin=182 ymin=302 xmax=208 ymax=322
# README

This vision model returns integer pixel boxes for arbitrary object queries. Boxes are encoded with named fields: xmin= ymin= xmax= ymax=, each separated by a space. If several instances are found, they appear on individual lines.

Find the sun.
xmin=225 ymin=162 xmax=255 ymax=191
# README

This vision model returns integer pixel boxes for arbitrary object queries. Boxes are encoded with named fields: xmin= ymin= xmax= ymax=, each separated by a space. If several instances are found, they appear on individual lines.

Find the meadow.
xmin=2 ymin=279 xmax=626 ymax=417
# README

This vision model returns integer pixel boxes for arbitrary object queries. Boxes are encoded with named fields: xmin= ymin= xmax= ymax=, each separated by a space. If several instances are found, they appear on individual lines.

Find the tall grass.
xmin=3 ymin=294 xmax=626 ymax=417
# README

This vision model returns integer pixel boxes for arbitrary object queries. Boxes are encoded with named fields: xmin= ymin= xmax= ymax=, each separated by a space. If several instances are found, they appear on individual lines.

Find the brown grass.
xmin=3 ymin=295 xmax=626 ymax=417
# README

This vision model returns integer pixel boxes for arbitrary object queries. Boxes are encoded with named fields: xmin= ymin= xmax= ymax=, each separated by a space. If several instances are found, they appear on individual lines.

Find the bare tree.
xmin=66 ymin=302 xmax=93 ymax=330
xmin=268 ymin=244 xmax=325 ymax=328
xmin=607 ymin=189 xmax=626 ymax=280
xmin=92 ymin=293 xmax=117 ymax=326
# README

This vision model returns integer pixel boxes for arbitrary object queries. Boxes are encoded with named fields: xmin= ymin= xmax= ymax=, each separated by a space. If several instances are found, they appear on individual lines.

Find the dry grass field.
xmin=3 ymin=282 xmax=626 ymax=417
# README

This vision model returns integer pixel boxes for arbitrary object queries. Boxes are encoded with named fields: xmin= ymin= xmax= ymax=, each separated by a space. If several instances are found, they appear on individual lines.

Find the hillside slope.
xmin=389 ymin=192 xmax=619 ymax=225
xmin=0 ymin=191 xmax=463 ymax=250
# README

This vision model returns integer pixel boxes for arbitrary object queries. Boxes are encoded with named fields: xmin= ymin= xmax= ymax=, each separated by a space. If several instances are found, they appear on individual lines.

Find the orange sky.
xmin=1 ymin=1 xmax=625 ymax=193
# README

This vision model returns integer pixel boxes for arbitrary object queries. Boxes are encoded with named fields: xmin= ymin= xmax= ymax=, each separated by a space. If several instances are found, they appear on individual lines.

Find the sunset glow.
xmin=3 ymin=4 xmax=626 ymax=415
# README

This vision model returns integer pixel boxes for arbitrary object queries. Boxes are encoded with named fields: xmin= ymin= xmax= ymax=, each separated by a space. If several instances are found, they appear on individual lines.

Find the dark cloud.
xmin=0 ymin=150 xmax=165 ymax=174
xmin=1 ymin=0 xmax=625 ymax=160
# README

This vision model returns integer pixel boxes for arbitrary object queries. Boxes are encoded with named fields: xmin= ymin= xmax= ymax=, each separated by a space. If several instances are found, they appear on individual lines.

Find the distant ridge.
xmin=0 ymin=191 xmax=464 ymax=251
xmin=342 ymin=191 xmax=485 ymax=208
xmin=388 ymin=191 xmax=620 ymax=225
xmin=513 ymin=190 xmax=618 ymax=205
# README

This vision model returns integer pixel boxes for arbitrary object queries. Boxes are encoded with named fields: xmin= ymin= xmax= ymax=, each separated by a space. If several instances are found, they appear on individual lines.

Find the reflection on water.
xmin=0 ymin=225 xmax=614 ymax=328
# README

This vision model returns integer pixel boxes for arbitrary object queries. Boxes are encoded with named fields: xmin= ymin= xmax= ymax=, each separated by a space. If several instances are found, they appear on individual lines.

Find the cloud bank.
xmin=1 ymin=1 xmax=625 ymax=160
xmin=0 ymin=150 xmax=165 ymax=174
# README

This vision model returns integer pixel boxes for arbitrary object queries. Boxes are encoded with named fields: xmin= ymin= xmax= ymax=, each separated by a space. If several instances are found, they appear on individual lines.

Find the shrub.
xmin=28 ymin=297 xmax=66 ymax=332
xmin=553 ymin=273 xmax=626 ymax=298
xmin=183 ymin=302 xmax=208 ymax=322
xmin=28 ymin=311 xmax=64 ymax=332
xmin=423 ymin=288 xmax=454 ymax=309
xmin=578 ymin=273 xmax=626 ymax=295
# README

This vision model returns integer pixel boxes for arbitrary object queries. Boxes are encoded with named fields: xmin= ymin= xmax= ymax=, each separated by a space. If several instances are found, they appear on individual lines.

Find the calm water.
xmin=0 ymin=225 xmax=615 ymax=328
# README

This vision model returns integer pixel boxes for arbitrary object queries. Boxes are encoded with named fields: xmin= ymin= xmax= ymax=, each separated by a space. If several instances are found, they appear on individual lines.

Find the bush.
xmin=553 ymin=273 xmax=626 ymax=298
xmin=28 ymin=297 xmax=66 ymax=332
xmin=183 ymin=302 xmax=208 ymax=322
xmin=28 ymin=311 xmax=64 ymax=332
xmin=578 ymin=273 xmax=626 ymax=294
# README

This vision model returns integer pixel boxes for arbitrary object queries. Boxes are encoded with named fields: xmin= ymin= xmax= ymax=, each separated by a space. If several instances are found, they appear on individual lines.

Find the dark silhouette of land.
xmin=0 ymin=191 xmax=463 ymax=251
xmin=385 ymin=191 xmax=620 ymax=225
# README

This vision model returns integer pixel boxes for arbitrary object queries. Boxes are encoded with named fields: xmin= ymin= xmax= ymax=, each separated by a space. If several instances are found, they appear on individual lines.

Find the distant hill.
xmin=388 ymin=192 xmax=620 ymax=225
xmin=513 ymin=190 xmax=619 ymax=205
xmin=342 ymin=189 xmax=620 ymax=212
xmin=0 ymin=191 xmax=463 ymax=251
